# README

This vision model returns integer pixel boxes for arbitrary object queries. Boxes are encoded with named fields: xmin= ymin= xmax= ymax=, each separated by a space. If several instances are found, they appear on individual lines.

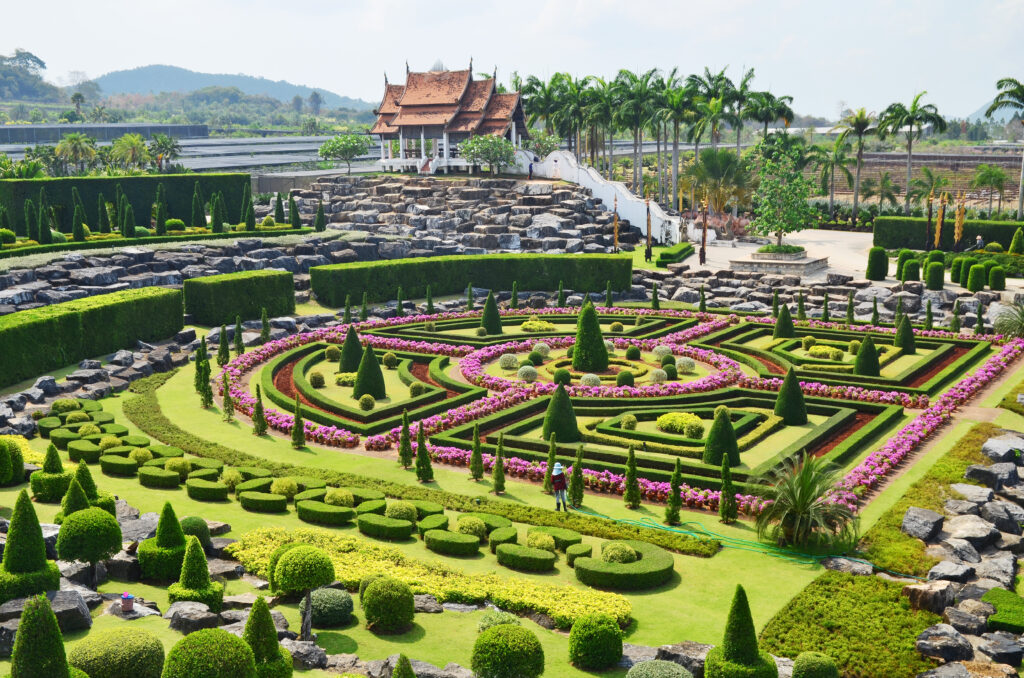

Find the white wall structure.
xmin=511 ymin=149 xmax=680 ymax=245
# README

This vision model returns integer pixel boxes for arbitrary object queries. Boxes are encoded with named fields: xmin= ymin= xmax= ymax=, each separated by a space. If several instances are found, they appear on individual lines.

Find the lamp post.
xmin=613 ymin=195 xmax=619 ymax=253
xmin=699 ymin=194 xmax=709 ymax=267
xmin=645 ymin=196 xmax=652 ymax=263
xmin=925 ymin=190 xmax=934 ymax=251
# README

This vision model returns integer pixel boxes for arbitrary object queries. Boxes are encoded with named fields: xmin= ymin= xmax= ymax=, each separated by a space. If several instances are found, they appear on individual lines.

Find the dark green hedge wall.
xmin=874 ymin=216 xmax=1024 ymax=250
xmin=309 ymin=254 xmax=633 ymax=307
xmin=0 ymin=173 xmax=250 ymax=234
xmin=0 ymin=287 xmax=183 ymax=388
xmin=183 ymin=270 xmax=295 ymax=326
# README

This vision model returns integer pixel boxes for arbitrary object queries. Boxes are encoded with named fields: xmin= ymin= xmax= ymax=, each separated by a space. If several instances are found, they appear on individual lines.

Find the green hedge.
xmin=655 ymin=242 xmax=695 ymax=268
xmin=236 ymin=477 xmax=273 ymax=493
xmin=355 ymin=498 xmax=387 ymax=515
xmin=463 ymin=512 xmax=513 ymax=533
xmin=0 ymin=287 xmax=183 ymax=389
xmin=495 ymin=544 xmax=556 ymax=572
xmin=424 ymin=529 xmax=481 ymax=556
xmin=238 ymin=491 xmax=287 ymax=513
xmin=527 ymin=525 xmax=582 ymax=552
xmin=185 ymin=478 xmax=230 ymax=501
xmin=566 ymin=543 xmax=592 ymax=567
xmin=99 ymin=455 xmax=137 ymax=476
xmin=489 ymin=526 xmax=518 ymax=554
xmin=309 ymin=253 xmax=633 ymax=306
xmin=573 ymin=541 xmax=674 ymax=590
xmin=0 ymin=173 xmax=249 ymax=234
xmin=296 ymin=500 xmax=355 ymax=526
xmin=294 ymin=488 xmax=327 ymax=503
xmin=983 ymin=588 xmax=1024 ymax=633
xmin=67 ymin=440 xmax=102 ymax=464
xmin=138 ymin=466 xmax=180 ymax=489
xmin=416 ymin=513 xmax=449 ymax=537
xmin=409 ymin=499 xmax=445 ymax=518
xmin=357 ymin=513 xmax=414 ymax=540
xmin=873 ymin=215 xmax=1024 ymax=250
xmin=183 ymin=270 xmax=295 ymax=326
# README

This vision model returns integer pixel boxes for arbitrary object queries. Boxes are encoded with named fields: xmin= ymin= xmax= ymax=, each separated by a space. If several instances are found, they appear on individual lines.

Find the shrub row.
xmin=573 ymin=541 xmax=674 ymax=590
xmin=416 ymin=513 xmax=449 ymax=537
xmin=566 ymin=543 xmax=593 ymax=567
xmin=99 ymin=454 xmax=138 ymax=476
xmin=296 ymin=500 xmax=355 ymax=526
xmin=0 ymin=287 xmax=183 ymax=389
xmin=357 ymin=514 xmax=414 ymax=540
xmin=138 ymin=466 xmax=180 ymax=489
xmin=655 ymin=242 xmax=695 ymax=268
xmin=496 ymin=544 xmax=557 ymax=572
xmin=309 ymin=253 xmax=633 ymax=306
xmin=424 ymin=529 xmax=481 ymax=556
xmin=238 ymin=491 xmax=288 ymax=513
xmin=527 ymin=525 xmax=583 ymax=552
xmin=873 ymin=215 xmax=1024 ymax=250
xmin=185 ymin=478 xmax=230 ymax=501
xmin=183 ymin=270 xmax=295 ymax=326
xmin=488 ymin=526 xmax=518 ymax=554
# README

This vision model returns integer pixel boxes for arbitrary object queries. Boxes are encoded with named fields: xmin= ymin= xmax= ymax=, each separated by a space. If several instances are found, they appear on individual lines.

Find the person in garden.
xmin=551 ymin=462 xmax=568 ymax=511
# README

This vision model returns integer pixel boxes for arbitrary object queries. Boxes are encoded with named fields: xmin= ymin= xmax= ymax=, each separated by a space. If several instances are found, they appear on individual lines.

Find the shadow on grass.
xmin=317 ymin=620 xmax=427 ymax=655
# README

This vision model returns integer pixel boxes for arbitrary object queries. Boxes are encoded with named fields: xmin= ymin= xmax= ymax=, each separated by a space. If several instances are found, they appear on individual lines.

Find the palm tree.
xmin=697 ymin=97 xmax=726 ymax=151
xmin=815 ymin=134 xmax=854 ymax=218
xmin=832 ymin=108 xmax=877 ymax=224
xmin=878 ymin=92 xmax=947 ymax=215
xmin=70 ymin=92 xmax=85 ymax=116
xmin=986 ymin=78 xmax=1024 ymax=219
xmin=860 ymin=171 xmax=901 ymax=207
xmin=972 ymin=163 xmax=1010 ymax=216
xmin=661 ymin=82 xmax=698 ymax=209
xmin=908 ymin=167 xmax=950 ymax=206
xmin=747 ymin=91 xmax=794 ymax=137
xmin=521 ymin=75 xmax=559 ymax=134
xmin=686 ymin=148 xmax=751 ymax=215
xmin=754 ymin=453 xmax=857 ymax=549
xmin=727 ymin=68 xmax=755 ymax=157
xmin=54 ymin=132 xmax=96 ymax=174
xmin=550 ymin=73 xmax=592 ymax=161
xmin=613 ymin=69 xmax=658 ymax=193
xmin=148 ymin=134 xmax=181 ymax=173
xmin=111 ymin=133 xmax=150 ymax=169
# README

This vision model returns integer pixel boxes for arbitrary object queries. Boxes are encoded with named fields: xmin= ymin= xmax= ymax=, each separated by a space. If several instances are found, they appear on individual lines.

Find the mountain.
xmin=93 ymin=65 xmax=374 ymax=110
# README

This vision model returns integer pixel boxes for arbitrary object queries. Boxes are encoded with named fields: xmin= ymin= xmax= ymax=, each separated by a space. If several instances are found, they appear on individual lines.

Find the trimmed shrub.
xmin=299 ymin=587 xmax=353 ymax=628
xmin=528 ymin=525 xmax=583 ymax=551
xmin=542 ymin=384 xmax=580 ymax=443
xmin=925 ymin=261 xmax=944 ymax=290
xmin=308 ymin=371 xmax=325 ymax=388
xmin=573 ymin=302 xmax=609 ymax=371
xmin=650 ymin=368 xmax=668 ymax=383
xmin=895 ymin=249 xmax=913 ymax=278
xmin=297 ymin=500 xmax=355 ymax=526
xmin=68 ymin=627 xmax=165 ymax=678
xmin=357 ymin=513 xmax=415 ymax=540
xmin=355 ymin=498 xmax=387 ymax=515
xmin=9 ymin=594 xmax=77 ymax=678
xmin=239 ymin=491 xmax=288 ymax=513
xmin=865 ymin=247 xmax=888 ymax=281
xmin=0 ymin=490 xmax=61 ymax=603
xmin=566 ymin=543 xmax=593 ymax=567
xmin=627 ymin=661 xmax=693 ymax=678
xmin=137 ymin=503 xmax=187 ymax=581
xmin=162 ymin=628 xmax=256 ymax=678
xmin=30 ymin=444 xmax=72 ymax=502
xmin=236 ymin=477 xmax=274 ymax=493
xmin=616 ymin=371 xmax=635 ymax=387
xmin=168 ymin=536 xmax=225 ymax=612
xmin=184 ymin=270 xmax=294 ymax=327
xmin=178 ymin=516 xmax=213 ymax=552
xmin=900 ymin=259 xmax=920 ymax=282
xmin=526 ymin=532 xmax=556 ymax=553
xmin=416 ymin=513 xmax=449 ymax=537
xmin=791 ymin=652 xmax=839 ymax=678
xmin=488 ymin=526 xmax=518 ymax=554
xmin=894 ymin=315 xmax=916 ymax=355
xmin=139 ymin=466 xmax=180 ymax=488
xmin=573 ymin=540 xmax=674 ymax=591
xmin=704 ymin=585 xmax=777 ymax=678
xmin=324 ymin=487 xmax=355 ymax=507
xmin=270 ymin=477 xmax=299 ymax=501
xmin=478 ymin=609 xmax=522 ymax=633
xmin=569 ymin=612 xmax=623 ymax=669
xmin=353 ymin=345 xmax=386 ymax=400
xmin=580 ymin=373 xmax=601 ymax=386
xmin=496 ymin=543 xmax=556 ymax=572
xmin=773 ymin=304 xmax=795 ymax=339
xmin=425 ymin=529 xmax=481 ymax=556
xmin=621 ymin=413 xmax=638 ymax=430
xmin=186 ymin=478 xmax=230 ymax=501
xmin=602 ymin=542 xmax=638 ymax=564
xmin=362 ymin=577 xmax=415 ymax=633
xmin=773 ymin=368 xmax=808 ymax=425
xmin=472 ymin=624 xmax=545 ymax=678
xmin=517 ymin=365 xmax=538 ymax=382
xmin=702 ymin=406 xmax=738 ymax=466
xmin=385 ymin=500 xmax=417 ymax=522
xmin=50 ymin=428 xmax=81 ymax=450
xmin=456 ymin=515 xmax=488 ymax=542
xmin=990 ymin=265 xmax=1006 ymax=291
xmin=243 ymin=595 xmax=292 ymax=678
xmin=67 ymin=440 xmax=101 ymax=464
xmin=966 ymin=264 xmax=987 ymax=292
xmin=853 ymin=336 xmax=880 ymax=377
xmin=57 ymin=506 xmax=122 ymax=578
xmin=625 ymin=345 xmax=641 ymax=360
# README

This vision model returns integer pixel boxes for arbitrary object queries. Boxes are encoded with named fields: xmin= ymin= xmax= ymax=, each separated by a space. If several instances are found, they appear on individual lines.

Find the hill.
xmin=93 ymin=65 xmax=373 ymax=111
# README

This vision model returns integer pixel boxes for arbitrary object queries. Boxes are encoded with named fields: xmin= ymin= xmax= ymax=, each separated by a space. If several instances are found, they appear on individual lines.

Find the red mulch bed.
xmin=904 ymin=344 xmax=970 ymax=388
xmin=806 ymin=411 xmax=873 ymax=458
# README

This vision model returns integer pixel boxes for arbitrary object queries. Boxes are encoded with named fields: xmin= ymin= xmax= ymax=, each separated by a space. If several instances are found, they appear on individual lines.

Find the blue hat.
xmin=553 ymin=462 xmax=563 ymax=474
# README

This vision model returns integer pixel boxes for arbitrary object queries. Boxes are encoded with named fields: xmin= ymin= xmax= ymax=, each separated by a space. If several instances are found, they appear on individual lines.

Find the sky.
xmin=2 ymin=0 xmax=1022 ymax=120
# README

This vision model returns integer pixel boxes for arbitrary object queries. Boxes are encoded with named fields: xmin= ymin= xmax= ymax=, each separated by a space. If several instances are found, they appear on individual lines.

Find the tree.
xmin=221 ymin=373 xmax=234 ymax=422
xmin=149 ymin=134 xmax=181 ymax=172
xmin=879 ymin=92 xmax=947 ymax=215
xmin=59 ymin=476 xmax=90 ymax=520
xmin=719 ymin=456 xmax=738 ymax=524
xmin=308 ymin=90 xmax=323 ymax=116
xmin=832 ymin=108 xmax=877 ymax=224
xmin=986 ymin=77 xmax=1024 ymax=219
xmin=313 ymin=200 xmax=326 ymax=232
xmin=243 ymin=596 xmax=292 ymax=678
xmin=353 ymin=345 xmax=386 ymax=399
xmin=773 ymin=303 xmax=794 ymax=339
xmin=542 ymin=434 xmax=558 ymax=493
xmin=343 ymin=295 xmax=353 ymax=324
xmin=459 ymin=135 xmax=517 ymax=174
xmin=972 ymin=164 xmax=1010 ymax=216
xmin=111 ymin=133 xmax=151 ymax=169
xmin=360 ymin=292 xmax=369 ymax=321
xmin=853 ymin=335 xmax=880 ymax=377
xmin=572 ymin=301 xmax=609 ymax=371
xmin=481 ymin=291 xmax=502 ymax=335
xmin=318 ymin=135 xmax=371 ymax=175
xmin=623 ymin=446 xmax=641 ymax=509
xmin=392 ymin=655 xmax=415 ymax=678
xmin=394 ymin=287 xmax=404 ymax=318
xmin=54 ymin=132 xmax=96 ymax=174
xmin=557 ymin=281 xmax=566 ymax=307
xmin=750 ymin=139 xmax=816 ymax=246
xmin=704 ymin=585 xmax=777 ymax=677
xmin=71 ymin=203 xmax=86 ymax=241
xmin=542 ymin=385 xmax=581 ymax=443
xmin=252 ymin=384 xmax=268 ymax=436
xmin=274 ymin=194 xmax=285 ymax=223
xmin=415 ymin=425 xmax=433 ymax=483
xmin=96 ymin=193 xmax=109 ymax=234
xmin=747 ymin=90 xmax=795 ymax=137
xmin=1 ymin=489 xmax=60 ymax=602
xmin=233 ymin=315 xmax=245 ymax=356
xmin=774 ymin=368 xmax=808 ymax=425
xmin=288 ymin=196 xmax=301 ymax=229
xmin=10 ymin=595 xmax=74 ymax=678
xmin=274 ymin=545 xmax=335 ymax=641
xmin=470 ymin=423 xmax=485 ymax=481
xmin=339 ymin=326 xmax=363 ymax=372
xmin=398 ymin=410 xmax=414 ymax=469
xmin=702 ymin=406 xmax=739 ymax=467
xmin=685 ymin=148 xmax=752 ymax=215
xmin=651 ymin=282 xmax=660 ymax=309
xmin=191 ymin=187 xmax=205 ymax=228
xmin=216 ymin=325 xmax=230 ymax=366
xmin=665 ymin=458 xmax=682 ymax=525
xmin=155 ymin=199 xmax=168 ymax=235
xmin=909 ymin=166 xmax=950 ymax=206
xmin=23 ymin=198 xmax=38 ymax=241
xmin=168 ymin=536 xmax=223 ymax=611
xmin=568 ymin=445 xmax=585 ymax=507
xmin=492 ymin=434 xmax=506 ymax=494
xmin=894 ymin=315 xmax=916 ymax=355
xmin=859 ymin=171 xmax=902 ymax=208
xmin=815 ymin=133 xmax=854 ymax=218
xmin=290 ymin=396 xmax=305 ymax=449
xmin=755 ymin=453 xmax=856 ymax=548
xmin=57 ymin=507 xmax=121 ymax=588
xmin=426 ymin=285 xmax=435 ymax=314
xmin=260 ymin=307 xmax=271 ymax=343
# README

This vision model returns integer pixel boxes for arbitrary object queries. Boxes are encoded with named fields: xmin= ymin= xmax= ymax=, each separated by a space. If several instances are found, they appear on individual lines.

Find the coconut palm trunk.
xmin=672 ymin=122 xmax=680 ymax=209
xmin=904 ymin=136 xmax=914 ymax=216
xmin=853 ymin=142 xmax=864 ymax=225
xmin=829 ymin=164 xmax=836 ymax=219
xmin=1018 ymin=142 xmax=1024 ymax=220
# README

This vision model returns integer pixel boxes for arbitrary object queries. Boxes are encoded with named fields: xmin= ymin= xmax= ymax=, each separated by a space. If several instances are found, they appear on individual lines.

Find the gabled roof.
xmin=369 ymin=115 xmax=398 ymax=135
xmin=398 ymin=69 xmax=471 ymax=106
xmin=482 ymin=92 xmax=519 ymax=122
xmin=390 ymin=105 xmax=460 ymax=127
xmin=376 ymin=84 xmax=405 ymax=115
xmin=460 ymin=79 xmax=493 ymax=113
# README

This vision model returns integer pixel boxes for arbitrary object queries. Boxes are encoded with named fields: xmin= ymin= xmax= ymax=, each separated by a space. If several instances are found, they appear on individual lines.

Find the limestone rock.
xmin=916 ymin=624 xmax=973 ymax=662
xmin=902 ymin=507 xmax=944 ymax=541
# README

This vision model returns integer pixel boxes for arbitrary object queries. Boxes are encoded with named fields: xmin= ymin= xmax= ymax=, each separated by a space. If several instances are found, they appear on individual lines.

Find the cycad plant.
xmin=994 ymin=302 xmax=1024 ymax=338
xmin=754 ymin=452 xmax=857 ymax=549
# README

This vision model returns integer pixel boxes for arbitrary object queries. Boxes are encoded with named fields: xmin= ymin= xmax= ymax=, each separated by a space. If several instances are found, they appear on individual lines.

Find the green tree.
xmin=702 ymin=406 xmax=739 ymax=467
xmin=859 ymin=171 xmax=902 ymax=208
xmin=466 ymin=283 xmax=474 ymax=311
xmin=415 ymin=425 xmax=433 ymax=483
xmin=469 ymin=423 xmax=484 ymax=481
xmin=719 ymin=456 xmax=738 ymax=524
xmin=318 ymin=134 xmax=371 ymax=174
xmin=665 ymin=458 xmax=682 ymax=525
xmin=572 ymin=301 xmax=609 ymax=371
xmin=24 ymin=198 xmax=38 ymax=242
xmin=288 ymin=196 xmax=301 ymax=229
xmin=542 ymin=385 xmax=581 ymax=443
xmin=699 ymin=286 xmax=707 ymax=312
xmin=950 ymin=299 xmax=961 ymax=333
xmin=260 ymin=308 xmax=271 ymax=343
xmin=481 ymin=291 xmax=502 ymax=335
xmin=339 ymin=325 xmax=363 ymax=372
xmin=773 ymin=303 xmax=794 ymax=339
xmin=986 ymin=77 xmax=1024 ymax=219
xmin=10 ymin=595 xmax=74 ymax=678
xmin=750 ymin=139 xmax=817 ymax=246
xmin=878 ymin=92 xmax=947 ymax=215
xmin=623 ymin=445 xmax=641 ymax=509
xmin=252 ymin=384 xmax=268 ymax=436
xmin=1 ymin=490 xmax=60 ymax=602
xmin=704 ymin=585 xmax=777 ymax=676
xmin=57 ymin=507 xmax=122 ymax=588
xmin=509 ymin=281 xmax=518 ymax=310
xmin=398 ymin=410 xmax=414 ymax=469
xmin=774 ymin=367 xmax=808 ymax=425
xmin=245 ymin=202 xmax=256 ymax=231
xmin=274 ymin=194 xmax=285 ymax=223
xmin=313 ymin=201 xmax=326 ymax=232
xmin=290 ymin=396 xmax=305 ymax=449
xmin=352 ymin=345 xmax=386 ymax=399
xmin=651 ymin=282 xmax=660 ymax=309
xmin=832 ymin=108 xmax=877 ymax=224
xmin=155 ymin=199 xmax=168 ymax=236
xmin=797 ymin=291 xmax=806 ymax=320
xmin=392 ymin=655 xmax=415 ymax=678
xmin=557 ymin=281 xmax=566 ymax=307
xmin=854 ymin=335 xmax=880 ymax=377
xmin=191 ymin=184 xmax=205 ymax=228
xmin=754 ymin=453 xmax=856 ymax=548
xmin=568 ymin=445 xmax=585 ymax=507
xmin=542 ymin=434 xmax=558 ymax=493
xmin=274 ymin=545 xmax=335 ymax=641
xmin=821 ymin=292 xmax=830 ymax=323
xmin=360 ymin=292 xmax=369 ymax=322
xmin=217 ymin=326 xmax=230 ymax=366
xmin=815 ymin=133 xmax=855 ymax=218
xmin=233 ymin=316 xmax=245 ymax=356
xmin=459 ymin=135 xmax=517 ymax=174
xmin=221 ymin=373 xmax=234 ymax=423
xmin=492 ymin=434 xmax=506 ymax=494
xmin=924 ymin=300 xmax=934 ymax=331
xmin=343 ymin=295 xmax=353 ymax=324
xmin=243 ymin=596 xmax=292 ymax=678
xmin=425 ymin=285 xmax=435 ymax=314
xmin=96 ymin=193 xmax=109 ymax=234
xmin=394 ymin=287 xmax=404 ymax=318
xmin=59 ymin=476 xmax=90 ymax=520
xmin=894 ymin=315 xmax=916 ymax=354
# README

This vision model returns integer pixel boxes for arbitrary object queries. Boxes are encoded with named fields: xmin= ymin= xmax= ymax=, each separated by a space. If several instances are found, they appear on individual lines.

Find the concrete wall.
xmin=0 ymin=123 xmax=208 ymax=144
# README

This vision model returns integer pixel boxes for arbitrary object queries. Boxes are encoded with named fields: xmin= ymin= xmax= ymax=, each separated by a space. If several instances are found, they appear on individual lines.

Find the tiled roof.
xmin=390 ymin=105 xmax=459 ymax=127
xmin=377 ymin=84 xmax=405 ymax=115
xmin=447 ymin=111 xmax=483 ymax=133
xmin=369 ymin=115 xmax=397 ymax=135
xmin=477 ymin=120 xmax=511 ymax=136
xmin=460 ymin=79 xmax=493 ymax=112
xmin=398 ymin=70 xmax=471 ymax=106
xmin=482 ymin=92 xmax=519 ymax=122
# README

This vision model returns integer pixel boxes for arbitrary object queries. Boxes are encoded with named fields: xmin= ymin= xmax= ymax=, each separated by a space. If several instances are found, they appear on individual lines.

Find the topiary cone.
xmin=11 ymin=595 xmax=71 ymax=678
xmin=773 ymin=303 xmax=795 ymax=339
xmin=773 ymin=368 xmax=807 ymax=425
xmin=178 ymin=535 xmax=212 ymax=590
xmin=4 ymin=490 xmax=49 ymax=574
xmin=894 ymin=315 xmax=916 ymax=355
xmin=73 ymin=460 xmax=98 ymax=501
xmin=59 ymin=477 xmax=90 ymax=521
xmin=572 ymin=301 xmax=608 ymax=372
xmin=702 ymin=406 xmax=739 ymax=467
xmin=853 ymin=335 xmax=880 ymax=377
xmin=542 ymin=385 xmax=581 ymax=443
xmin=352 ymin=344 xmax=386 ymax=400
xmin=155 ymin=501 xmax=186 ymax=549
xmin=481 ymin=291 xmax=503 ymax=335
xmin=721 ymin=584 xmax=763 ymax=666
xmin=339 ymin=325 xmax=363 ymax=373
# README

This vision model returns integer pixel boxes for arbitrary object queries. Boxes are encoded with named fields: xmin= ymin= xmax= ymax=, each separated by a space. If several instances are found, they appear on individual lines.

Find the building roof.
xmin=376 ymin=84 xmax=405 ymax=115
xmin=398 ymin=69 xmax=471 ymax=106
xmin=390 ymin=105 xmax=460 ymax=127
xmin=369 ymin=115 xmax=398 ymax=135
xmin=482 ymin=93 xmax=519 ymax=123
xmin=461 ymin=79 xmax=493 ymax=112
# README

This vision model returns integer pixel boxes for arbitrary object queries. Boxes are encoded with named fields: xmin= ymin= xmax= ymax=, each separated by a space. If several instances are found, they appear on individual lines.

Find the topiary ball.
xmin=602 ymin=542 xmax=638 ymax=564
xmin=161 ymin=628 xmax=256 ymax=678
xmin=69 ymin=627 xmax=165 ymax=678
xmin=358 ymin=394 xmax=376 ymax=411
xmin=663 ymin=364 xmax=678 ymax=380
xmin=324 ymin=488 xmax=354 ymax=507
xmin=472 ymin=625 xmax=544 ymax=678
xmin=650 ymin=369 xmax=667 ymax=384
xmin=675 ymin=357 xmax=695 ymax=374
xmin=526 ymin=351 xmax=544 ymax=366
xmin=625 ymin=345 xmax=641 ymax=360
xmin=610 ymin=321 xmax=624 ymax=332
xmin=385 ymin=500 xmax=417 ymax=522
xmin=626 ymin=660 xmax=693 ymax=678
xmin=299 ymin=587 xmax=353 ymax=628
xmin=552 ymin=368 xmax=571 ymax=386
xmin=179 ymin=516 xmax=212 ymax=551
xmin=568 ymin=613 xmax=623 ymax=669
xmin=308 ymin=371 xmax=325 ymax=388
xmin=165 ymin=458 xmax=191 ymax=481
xmin=532 ymin=342 xmax=551 ymax=358
xmin=358 ymin=573 xmax=385 ymax=602
xmin=362 ymin=577 xmax=415 ymax=633
xmin=517 ymin=365 xmax=538 ymax=383
xmin=270 ymin=477 xmax=298 ymax=501
xmin=409 ymin=382 xmax=426 ymax=397
xmin=616 ymin=371 xmax=634 ymax=387
xmin=457 ymin=516 xmax=488 ymax=542
xmin=621 ymin=414 xmax=638 ymax=431
xmin=498 ymin=354 xmax=519 ymax=370
xmin=324 ymin=345 xmax=341 ymax=362
xmin=580 ymin=373 xmax=601 ymax=387
xmin=382 ymin=352 xmax=399 ymax=369
xmin=526 ymin=532 xmax=556 ymax=553
xmin=792 ymin=651 xmax=839 ymax=678
xmin=652 ymin=345 xmax=672 ymax=359
xmin=475 ymin=327 xmax=488 ymax=337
